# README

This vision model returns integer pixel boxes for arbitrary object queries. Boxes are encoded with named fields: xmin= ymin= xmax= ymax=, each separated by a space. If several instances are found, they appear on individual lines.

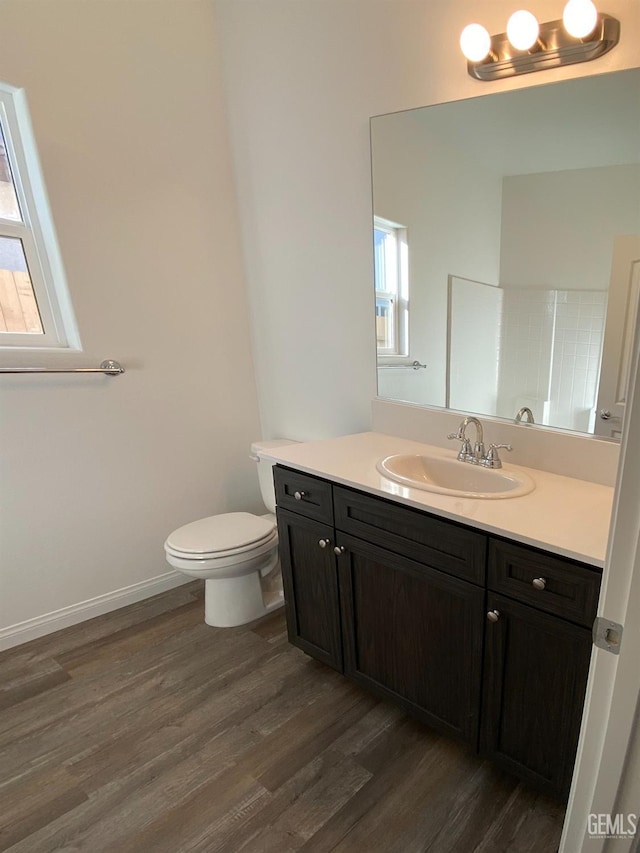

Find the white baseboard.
xmin=0 ymin=571 xmax=191 ymax=652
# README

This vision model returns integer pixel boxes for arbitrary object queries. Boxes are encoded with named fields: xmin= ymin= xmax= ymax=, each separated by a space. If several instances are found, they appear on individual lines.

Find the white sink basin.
xmin=376 ymin=453 xmax=535 ymax=499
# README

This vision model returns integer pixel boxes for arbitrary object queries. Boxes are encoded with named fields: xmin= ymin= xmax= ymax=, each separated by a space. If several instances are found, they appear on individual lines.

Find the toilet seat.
xmin=164 ymin=511 xmax=277 ymax=561
xmin=165 ymin=530 xmax=278 ymax=564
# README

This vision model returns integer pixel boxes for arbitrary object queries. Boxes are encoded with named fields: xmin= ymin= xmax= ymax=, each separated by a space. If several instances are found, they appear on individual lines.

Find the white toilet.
xmin=164 ymin=439 xmax=296 ymax=627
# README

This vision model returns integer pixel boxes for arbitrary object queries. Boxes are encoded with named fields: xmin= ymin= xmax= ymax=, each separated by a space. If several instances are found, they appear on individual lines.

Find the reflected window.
xmin=374 ymin=216 xmax=408 ymax=357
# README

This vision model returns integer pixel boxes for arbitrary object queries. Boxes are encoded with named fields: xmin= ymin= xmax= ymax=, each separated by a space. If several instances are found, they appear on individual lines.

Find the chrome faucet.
xmin=515 ymin=406 xmax=535 ymax=424
xmin=447 ymin=416 xmax=485 ymax=464
xmin=448 ymin=416 xmax=513 ymax=468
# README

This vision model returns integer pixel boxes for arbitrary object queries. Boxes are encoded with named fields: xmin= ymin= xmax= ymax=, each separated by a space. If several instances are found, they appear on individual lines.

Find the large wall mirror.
xmin=371 ymin=69 xmax=640 ymax=440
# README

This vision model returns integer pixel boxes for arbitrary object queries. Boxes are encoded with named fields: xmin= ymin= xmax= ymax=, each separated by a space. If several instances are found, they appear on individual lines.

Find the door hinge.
xmin=593 ymin=617 xmax=624 ymax=655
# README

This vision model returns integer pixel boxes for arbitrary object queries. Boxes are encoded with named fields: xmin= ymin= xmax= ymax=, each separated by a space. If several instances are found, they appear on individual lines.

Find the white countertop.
xmin=268 ymin=432 xmax=614 ymax=568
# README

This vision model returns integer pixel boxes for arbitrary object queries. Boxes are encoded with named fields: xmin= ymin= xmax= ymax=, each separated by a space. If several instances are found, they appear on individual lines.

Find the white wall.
xmin=4 ymin=0 xmax=636 ymax=643
xmin=214 ymin=0 xmax=640 ymax=444
xmin=372 ymin=113 xmax=502 ymax=407
xmin=0 ymin=1 xmax=262 ymax=642
xmin=501 ymin=165 xmax=640 ymax=288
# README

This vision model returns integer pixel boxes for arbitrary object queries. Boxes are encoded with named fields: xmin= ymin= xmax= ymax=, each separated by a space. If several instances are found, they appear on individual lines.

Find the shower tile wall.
xmin=496 ymin=290 xmax=555 ymax=424
xmin=496 ymin=289 xmax=607 ymax=432
xmin=548 ymin=291 xmax=607 ymax=433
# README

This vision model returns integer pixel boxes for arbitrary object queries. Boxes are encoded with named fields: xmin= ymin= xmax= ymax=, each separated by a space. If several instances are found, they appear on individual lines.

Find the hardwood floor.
xmin=0 ymin=582 xmax=566 ymax=852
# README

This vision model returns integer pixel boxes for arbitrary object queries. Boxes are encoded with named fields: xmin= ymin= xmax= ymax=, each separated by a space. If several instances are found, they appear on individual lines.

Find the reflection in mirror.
xmin=371 ymin=69 xmax=640 ymax=439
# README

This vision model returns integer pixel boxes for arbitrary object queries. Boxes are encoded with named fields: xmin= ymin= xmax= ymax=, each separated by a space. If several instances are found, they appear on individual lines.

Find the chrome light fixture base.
xmin=468 ymin=14 xmax=620 ymax=81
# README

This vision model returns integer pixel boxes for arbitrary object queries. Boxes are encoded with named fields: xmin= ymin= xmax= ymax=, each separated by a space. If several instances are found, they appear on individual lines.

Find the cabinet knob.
xmin=532 ymin=577 xmax=547 ymax=591
xmin=333 ymin=546 xmax=345 ymax=555
xmin=318 ymin=538 xmax=331 ymax=548
xmin=487 ymin=610 xmax=500 ymax=623
xmin=294 ymin=490 xmax=306 ymax=501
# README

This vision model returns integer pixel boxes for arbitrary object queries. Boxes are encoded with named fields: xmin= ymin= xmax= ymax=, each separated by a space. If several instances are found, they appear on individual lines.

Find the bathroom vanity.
xmin=269 ymin=432 xmax=613 ymax=800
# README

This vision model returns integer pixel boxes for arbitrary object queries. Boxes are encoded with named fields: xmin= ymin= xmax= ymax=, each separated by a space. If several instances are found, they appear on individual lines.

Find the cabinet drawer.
xmin=488 ymin=539 xmax=601 ymax=627
xmin=334 ymin=486 xmax=486 ymax=585
xmin=274 ymin=466 xmax=333 ymax=525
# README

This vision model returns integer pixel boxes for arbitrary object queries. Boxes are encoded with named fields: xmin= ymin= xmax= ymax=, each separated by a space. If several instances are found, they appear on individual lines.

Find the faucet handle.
xmin=448 ymin=432 xmax=473 ymax=462
xmin=482 ymin=443 xmax=512 ymax=469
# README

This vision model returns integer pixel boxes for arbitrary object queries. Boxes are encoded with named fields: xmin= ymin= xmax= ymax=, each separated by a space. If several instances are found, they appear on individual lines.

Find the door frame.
xmin=595 ymin=236 xmax=640 ymax=438
xmin=561 ymin=297 xmax=640 ymax=851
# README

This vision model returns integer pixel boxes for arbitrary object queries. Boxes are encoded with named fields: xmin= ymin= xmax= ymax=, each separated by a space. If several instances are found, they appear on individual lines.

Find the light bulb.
xmin=563 ymin=0 xmax=598 ymax=38
xmin=460 ymin=23 xmax=492 ymax=62
xmin=506 ymin=10 xmax=540 ymax=50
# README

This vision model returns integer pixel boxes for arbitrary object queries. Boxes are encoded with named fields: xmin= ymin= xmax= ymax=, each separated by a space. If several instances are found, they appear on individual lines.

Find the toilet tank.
xmin=251 ymin=439 xmax=299 ymax=514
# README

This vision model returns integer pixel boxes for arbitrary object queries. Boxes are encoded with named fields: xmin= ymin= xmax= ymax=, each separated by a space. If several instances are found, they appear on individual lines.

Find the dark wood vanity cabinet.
xmin=481 ymin=593 xmax=592 ymax=797
xmin=337 ymin=533 xmax=484 ymax=744
xmin=481 ymin=538 xmax=600 ymax=797
xmin=277 ymin=508 xmax=343 ymax=672
xmin=333 ymin=485 xmax=486 ymax=745
xmin=273 ymin=465 xmax=601 ymax=799
xmin=275 ymin=466 xmax=343 ymax=671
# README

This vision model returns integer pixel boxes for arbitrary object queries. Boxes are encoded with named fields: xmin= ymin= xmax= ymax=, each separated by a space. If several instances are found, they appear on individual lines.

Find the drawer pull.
xmin=487 ymin=610 xmax=500 ymax=623
xmin=294 ymin=490 xmax=307 ymax=501
xmin=333 ymin=546 xmax=345 ymax=555
xmin=318 ymin=538 xmax=331 ymax=549
xmin=532 ymin=577 xmax=547 ymax=591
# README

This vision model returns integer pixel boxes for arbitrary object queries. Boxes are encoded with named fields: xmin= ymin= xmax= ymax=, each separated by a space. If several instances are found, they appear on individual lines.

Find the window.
xmin=374 ymin=216 xmax=408 ymax=357
xmin=0 ymin=83 xmax=79 ymax=349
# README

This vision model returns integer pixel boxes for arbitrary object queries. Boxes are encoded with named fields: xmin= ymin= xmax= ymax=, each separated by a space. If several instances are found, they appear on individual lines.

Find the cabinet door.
xmin=337 ymin=533 xmax=484 ymax=746
xmin=481 ymin=593 xmax=593 ymax=798
xmin=277 ymin=509 xmax=342 ymax=672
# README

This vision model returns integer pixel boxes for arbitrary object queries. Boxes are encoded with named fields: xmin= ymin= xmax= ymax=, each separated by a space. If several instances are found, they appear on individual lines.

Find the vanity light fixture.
xmin=506 ymin=10 xmax=541 ymax=51
xmin=460 ymin=0 xmax=620 ymax=81
xmin=563 ymin=0 xmax=598 ymax=37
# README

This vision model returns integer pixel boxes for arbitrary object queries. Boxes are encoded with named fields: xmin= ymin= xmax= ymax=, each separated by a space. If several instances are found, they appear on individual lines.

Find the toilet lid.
xmin=165 ymin=512 xmax=276 ymax=556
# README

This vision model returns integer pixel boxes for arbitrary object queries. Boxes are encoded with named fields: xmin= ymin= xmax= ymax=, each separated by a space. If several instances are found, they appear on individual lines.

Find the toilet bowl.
xmin=164 ymin=440 xmax=296 ymax=627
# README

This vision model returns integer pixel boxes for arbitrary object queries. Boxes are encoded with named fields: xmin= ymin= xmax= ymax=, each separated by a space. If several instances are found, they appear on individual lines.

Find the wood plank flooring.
xmin=0 ymin=582 xmax=566 ymax=852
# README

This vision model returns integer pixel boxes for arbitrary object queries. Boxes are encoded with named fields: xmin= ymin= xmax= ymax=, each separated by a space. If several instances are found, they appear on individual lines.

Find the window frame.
xmin=0 ymin=83 xmax=79 ymax=351
xmin=374 ymin=215 xmax=409 ymax=360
